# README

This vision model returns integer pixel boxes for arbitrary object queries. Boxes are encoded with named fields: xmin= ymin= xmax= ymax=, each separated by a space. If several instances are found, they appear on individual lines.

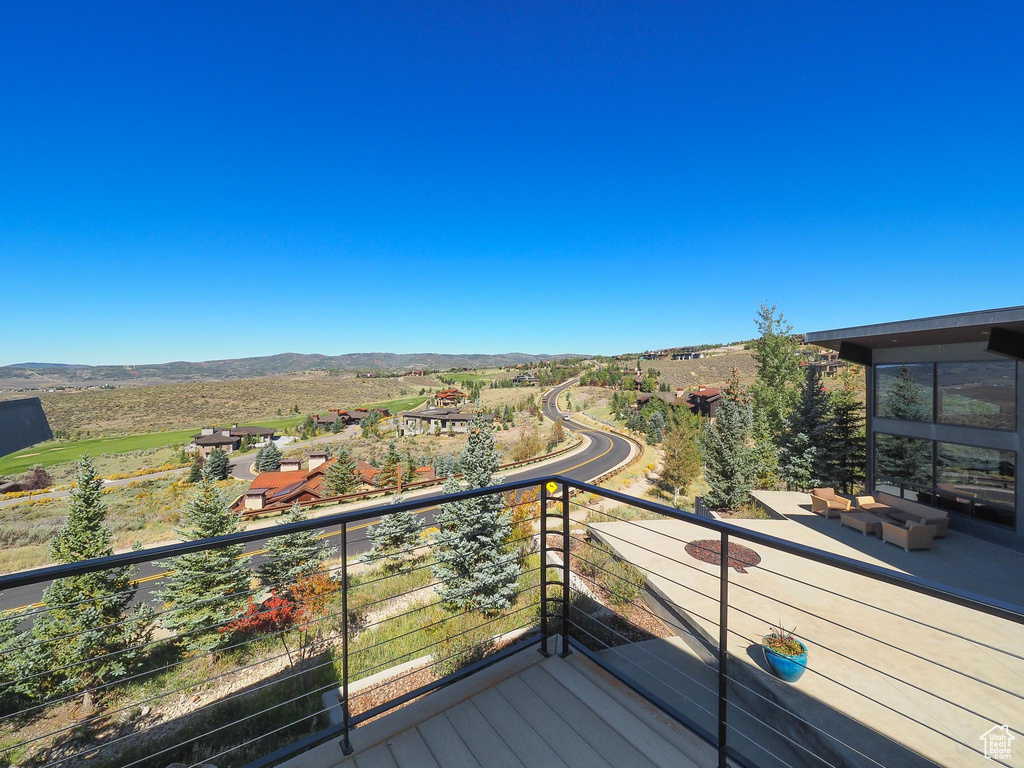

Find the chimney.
xmin=308 ymin=451 xmax=329 ymax=471
xmin=244 ymin=489 xmax=267 ymax=512
xmin=201 ymin=427 xmax=214 ymax=436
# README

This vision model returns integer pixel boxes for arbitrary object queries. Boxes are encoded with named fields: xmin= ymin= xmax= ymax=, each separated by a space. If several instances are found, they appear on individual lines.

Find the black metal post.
xmin=560 ymin=483 xmax=571 ymax=658
xmin=339 ymin=522 xmax=353 ymax=755
xmin=539 ymin=483 xmax=551 ymax=657
xmin=717 ymin=531 xmax=729 ymax=767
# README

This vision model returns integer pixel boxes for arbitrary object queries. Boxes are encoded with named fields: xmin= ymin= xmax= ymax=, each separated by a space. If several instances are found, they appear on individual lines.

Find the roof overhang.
xmin=804 ymin=306 xmax=1024 ymax=364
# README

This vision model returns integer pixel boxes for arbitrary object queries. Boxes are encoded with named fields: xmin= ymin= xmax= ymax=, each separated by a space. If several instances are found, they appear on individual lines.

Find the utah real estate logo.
xmin=980 ymin=725 xmax=1014 ymax=761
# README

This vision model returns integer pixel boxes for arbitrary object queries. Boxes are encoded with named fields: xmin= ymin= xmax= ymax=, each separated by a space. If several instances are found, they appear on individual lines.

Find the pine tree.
xmin=0 ymin=602 xmax=27 ymax=712
xmin=779 ymin=367 xmax=834 ymax=490
xmin=660 ymin=409 xmax=701 ymax=505
xmin=432 ymin=414 xmax=521 ymax=613
xmin=368 ymin=494 xmax=421 ymax=569
xmin=331 ymin=418 xmax=342 ymax=434
xmin=378 ymin=441 xmax=402 ymax=487
xmin=724 ymin=367 xmax=751 ymax=406
xmin=205 ymin=447 xmax=230 ymax=481
xmin=881 ymin=365 xmax=930 ymax=421
xmin=156 ymin=474 xmax=251 ymax=654
xmin=258 ymin=504 xmax=335 ymax=592
xmin=325 ymin=446 xmax=358 ymax=496
xmin=27 ymin=455 xmax=152 ymax=706
xmin=254 ymin=442 xmax=282 ymax=472
xmin=750 ymin=304 xmax=803 ymax=442
xmin=698 ymin=400 xmax=756 ymax=510
xmin=827 ymin=373 xmax=865 ymax=493
xmin=646 ymin=411 xmax=665 ymax=445
xmin=187 ymin=456 xmax=204 ymax=483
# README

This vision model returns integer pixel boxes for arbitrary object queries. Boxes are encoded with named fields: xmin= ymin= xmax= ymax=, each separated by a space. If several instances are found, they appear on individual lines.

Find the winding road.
xmin=0 ymin=380 xmax=634 ymax=613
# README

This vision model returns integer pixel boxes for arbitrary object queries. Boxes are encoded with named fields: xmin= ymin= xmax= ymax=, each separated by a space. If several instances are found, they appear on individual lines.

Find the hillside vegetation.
xmin=6 ymin=373 xmax=441 ymax=437
xmin=622 ymin=348 xmax=759 ymax=390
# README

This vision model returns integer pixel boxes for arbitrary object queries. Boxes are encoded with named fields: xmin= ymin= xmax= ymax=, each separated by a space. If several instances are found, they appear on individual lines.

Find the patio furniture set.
xmin=809 ymin=488 xmax=947 ymax=552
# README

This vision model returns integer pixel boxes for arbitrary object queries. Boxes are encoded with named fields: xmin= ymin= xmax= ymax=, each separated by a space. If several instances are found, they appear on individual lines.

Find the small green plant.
xmin=763 ymin=624 xmax=804 ymax=656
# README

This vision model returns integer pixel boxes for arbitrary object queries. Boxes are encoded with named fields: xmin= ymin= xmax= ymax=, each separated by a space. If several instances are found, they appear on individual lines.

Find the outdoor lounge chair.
xmin=881 ymin=522 xmax=937 ymax=552
xmin=810 ymin=488 xmax=851 ymax=518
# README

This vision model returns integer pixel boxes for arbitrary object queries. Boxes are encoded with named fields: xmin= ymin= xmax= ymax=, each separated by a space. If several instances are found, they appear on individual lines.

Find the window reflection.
xmin=876 ymin=364 xmax=933 ymax=422
xmin=874 ymin=433 xmax=933 ymax=487
xmin=937 ymin=361 xmax=1016 ymax=430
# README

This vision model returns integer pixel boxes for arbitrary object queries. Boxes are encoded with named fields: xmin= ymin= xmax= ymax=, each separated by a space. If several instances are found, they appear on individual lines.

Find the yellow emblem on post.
xmin=545 ymin=481 xmax=558 ymax=494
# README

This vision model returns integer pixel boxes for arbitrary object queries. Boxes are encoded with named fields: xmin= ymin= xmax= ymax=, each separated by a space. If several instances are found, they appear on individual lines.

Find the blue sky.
xmin=2 ymin=2 xmax=1022 ymax=365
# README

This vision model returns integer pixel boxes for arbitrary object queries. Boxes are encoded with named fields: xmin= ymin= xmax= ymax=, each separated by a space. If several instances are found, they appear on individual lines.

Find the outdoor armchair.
xmin=881 ymin=522 xmax=937 ymax=552
xmin=810 ymin=488 xmax=851 ymax=518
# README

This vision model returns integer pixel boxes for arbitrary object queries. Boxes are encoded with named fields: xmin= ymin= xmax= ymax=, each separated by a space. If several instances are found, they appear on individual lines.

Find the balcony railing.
xmin=1 ymin=475 xmax=1021 ymax=768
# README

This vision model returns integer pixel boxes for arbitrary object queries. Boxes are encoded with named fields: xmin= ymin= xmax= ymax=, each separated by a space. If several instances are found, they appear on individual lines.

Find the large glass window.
xmin=874 ymin=433 xmax=933 ymax=493
xmin=876 ymin=364 xmax=933 ymax=422
xmin=937 ymin=443 xmax=1016 ymax=528
xmin=937 ymin=361 xmax=1017 ymax=431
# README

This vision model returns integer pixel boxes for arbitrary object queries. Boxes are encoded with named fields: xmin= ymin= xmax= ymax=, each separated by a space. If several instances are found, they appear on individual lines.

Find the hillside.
xmin=632 ymin=348 xmax=759 ymax=390
xmin=0 ymin=351 xmax=586 ymax=389
xmin=5 ymin=372 xmax=443 ymax=436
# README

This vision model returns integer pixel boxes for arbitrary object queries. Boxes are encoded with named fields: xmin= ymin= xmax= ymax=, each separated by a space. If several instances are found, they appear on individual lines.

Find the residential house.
xmin=233 ymin=455 xmax=338 ymax=513
xmin=511 ymin=373 xmax=540 ymax=386
xmin=435 ymin=388 xmax=468 ymax=406
xmin=680 ymin=386 xmax=722 ymax=419
xmin=806 ymin=305 xmax=1024 ymax=549
xmin=191 ymin=424 xmax=277 ymax=456
xmin=400 ymin=408 xmax=495 ymax=435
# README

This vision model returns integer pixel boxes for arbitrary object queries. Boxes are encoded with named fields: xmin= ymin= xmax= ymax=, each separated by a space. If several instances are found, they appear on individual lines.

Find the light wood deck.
xmin=287 ymin=649 xmax=714 ymax=768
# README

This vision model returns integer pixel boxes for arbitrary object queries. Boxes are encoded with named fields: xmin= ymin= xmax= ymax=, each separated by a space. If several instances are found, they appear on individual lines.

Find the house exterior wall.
xmin=866 ymin=341 xmax=1022 ymax=550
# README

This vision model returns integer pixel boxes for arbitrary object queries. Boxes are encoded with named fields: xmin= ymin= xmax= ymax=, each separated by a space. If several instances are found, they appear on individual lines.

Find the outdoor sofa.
xmin=856 ymin=494 xmax=950 ymax=537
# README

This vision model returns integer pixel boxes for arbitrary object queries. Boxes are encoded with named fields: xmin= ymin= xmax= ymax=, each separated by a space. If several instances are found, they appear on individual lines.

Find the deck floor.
xmin=306 ymin=652 xmax=711 ymax=768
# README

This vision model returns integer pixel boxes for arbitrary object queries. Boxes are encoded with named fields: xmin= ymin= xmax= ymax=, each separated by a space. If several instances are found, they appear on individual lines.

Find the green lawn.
xmin=0 ymin=401 xmax=430 ymax=477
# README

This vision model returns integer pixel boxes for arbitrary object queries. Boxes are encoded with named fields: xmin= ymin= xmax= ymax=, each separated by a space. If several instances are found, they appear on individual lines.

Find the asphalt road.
xmin=1 ymin=381 xmax=632 ymax=613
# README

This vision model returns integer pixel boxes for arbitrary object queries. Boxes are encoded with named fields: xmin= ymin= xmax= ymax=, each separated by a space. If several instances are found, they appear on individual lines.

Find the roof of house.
xmin=402 ymin=408 xmax=494 ymax=421
xmin=228 ymin=426 xmax=277 ymax=436
xmin=193 ymin=434 xmax=241 ymax=446
xmin=354 ymin=460 xmax=381 ymax=484
xmin=236 ymin=457 xmax=339 ymax=509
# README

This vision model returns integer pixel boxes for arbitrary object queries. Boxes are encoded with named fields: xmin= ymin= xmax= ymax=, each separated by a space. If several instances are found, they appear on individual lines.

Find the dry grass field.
xmin=7 ymin=372 xmax=445 ymax=436
xmin=642 ymin=348 xmax=758 ymax=390
xmin=0 ymin=476 xmax=251 ymax=573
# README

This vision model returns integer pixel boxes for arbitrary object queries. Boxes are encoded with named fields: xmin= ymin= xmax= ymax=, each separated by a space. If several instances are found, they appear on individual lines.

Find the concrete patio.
xmin=588 ymin=493 xmax=1024 ymax=768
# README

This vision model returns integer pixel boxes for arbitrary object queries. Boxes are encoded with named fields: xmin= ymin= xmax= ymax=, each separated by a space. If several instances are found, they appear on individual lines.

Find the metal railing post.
xmin=540 ymin=483 xmax=551 ymax=657
xmin=339 ymin=521 xmax=353 ymax=756
xmin=717 ymin=531 xmax=729 ymax=767
xmin=560 ymin=482 xmax=571 ymax=658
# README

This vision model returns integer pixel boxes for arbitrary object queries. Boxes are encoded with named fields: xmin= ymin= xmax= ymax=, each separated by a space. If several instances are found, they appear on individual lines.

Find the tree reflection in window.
xmin=875 ymin=433 xmax=933 ymax=487
xmin=876 ymin=364 xmax=933 ymax=422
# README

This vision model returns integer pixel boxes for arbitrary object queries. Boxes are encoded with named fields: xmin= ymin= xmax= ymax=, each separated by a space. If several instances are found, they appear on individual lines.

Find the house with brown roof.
xmin=679 ymin=385 xmax=722 ymax=419
xmin=399 ymin=408 xmax=495 ymax=435
xmin=190 ymin=424 xmax=277 ymax=456
xmin=435 ymin=388 xmax=468 ymax=406
xmin=233 ymin=455 xmax=337 ymax=513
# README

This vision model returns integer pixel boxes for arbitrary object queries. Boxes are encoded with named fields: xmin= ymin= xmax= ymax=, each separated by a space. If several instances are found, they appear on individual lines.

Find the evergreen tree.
xmin=378 ymin=441 xmax=402 ymax=487
xmin=646 ymin=411 xmax=665 ymax=445
xmin=432 ymin=414 xmax=520 ymax=613
xmin=779 ymin=367 xmax=834 ymax=490
xmin=27 ymin=455 xmax=152 ymax=706
xmin=331 ymin=418 xmax=342 ymax=434
xmin=258 ymin=504 xmax=335 ymax=592
xmin=187 ymin=456 xmax=204 ymax=483
xmin=254 ymin=442 xmax=283 ymax=472
xmin=205 ymin=447 xmax=230 ymax=481
xmin=828 ymin=374 xmax=865 ymax=494
xmin=660 ymin=410 xmax=701 ymax=505
xmin=361 ymin=410 xmax=382 ymax=438
xmin=698 ymin=400 xmax=756 ymax=510
xmin=881 ymin=365 xmax=930 ymax=421
xmin=325 ymin=446 xmax=358 ymax=496
xmin=0 ymin=603 xmax=27 ymax=712
xmin=156 ymin=474 xmax=251 ymax=654
xmin=368 ymin=494 xmax=421 ymax=569
xmin=750 ymin=304 xmax=803 ymax=443
xmin=724 ymin=367 xmax=751 ymax=406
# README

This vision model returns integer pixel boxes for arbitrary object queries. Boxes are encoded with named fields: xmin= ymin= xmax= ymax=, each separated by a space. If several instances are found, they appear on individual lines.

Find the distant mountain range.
xmin=0 ymin=352 xmax=587 ymax=388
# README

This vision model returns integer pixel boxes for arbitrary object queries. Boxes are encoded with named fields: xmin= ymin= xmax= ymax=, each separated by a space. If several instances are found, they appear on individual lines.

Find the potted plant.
xmin=762 ymin=624 xmax=808 ymax=682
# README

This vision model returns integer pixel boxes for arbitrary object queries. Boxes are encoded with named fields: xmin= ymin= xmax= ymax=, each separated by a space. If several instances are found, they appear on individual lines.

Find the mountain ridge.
xmin=0 ymin=351 xmax=588 ymax=387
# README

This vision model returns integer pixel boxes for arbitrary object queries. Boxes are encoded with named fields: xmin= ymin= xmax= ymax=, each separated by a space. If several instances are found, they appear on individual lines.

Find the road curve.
xmin=0 ymin=381 xmax=633 ymax=612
